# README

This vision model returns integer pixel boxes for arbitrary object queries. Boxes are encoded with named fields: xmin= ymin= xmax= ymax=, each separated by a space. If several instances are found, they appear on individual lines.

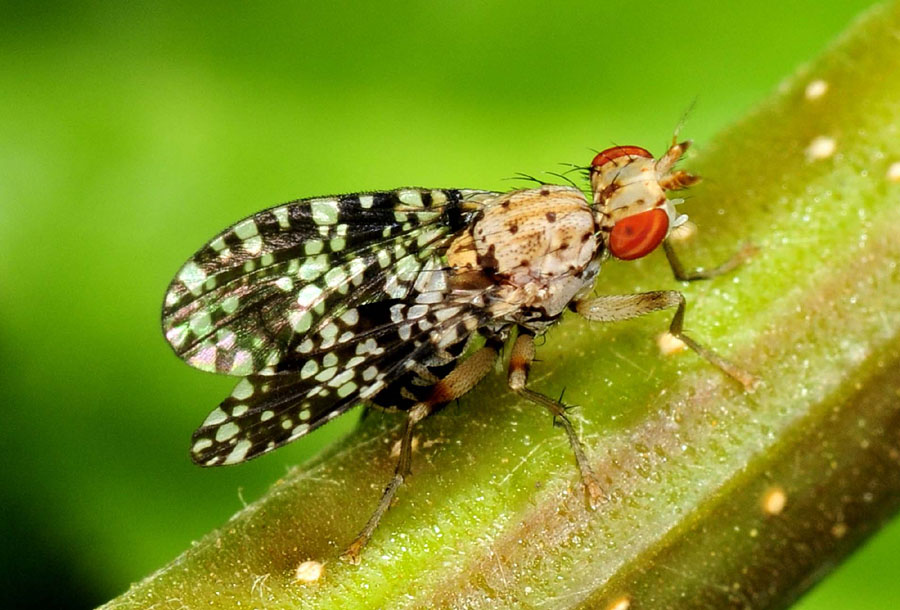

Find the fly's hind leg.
xmin=508 ymin=331 xmax=605 ymax=509
xmin=341 ymin=344 xmax=499 ymax=564
xmin=574 ymin=292 xmax=758 ymax=390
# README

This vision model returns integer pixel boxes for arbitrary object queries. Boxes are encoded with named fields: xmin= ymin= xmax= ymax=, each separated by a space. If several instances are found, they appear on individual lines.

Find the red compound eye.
xmin=609 ymin=208 xmax=669 ymax=260
xmin=591 ymin=146 xmax=653 ymax=170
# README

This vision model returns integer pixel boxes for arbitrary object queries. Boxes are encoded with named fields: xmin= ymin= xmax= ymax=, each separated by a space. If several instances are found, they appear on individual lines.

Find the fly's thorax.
xmin=446 ymin=185 xmax=601 ymax=319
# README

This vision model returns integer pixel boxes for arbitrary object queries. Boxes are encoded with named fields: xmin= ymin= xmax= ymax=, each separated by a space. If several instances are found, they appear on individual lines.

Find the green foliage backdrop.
xmin=0 ymin=1 xmax=892 ymax=607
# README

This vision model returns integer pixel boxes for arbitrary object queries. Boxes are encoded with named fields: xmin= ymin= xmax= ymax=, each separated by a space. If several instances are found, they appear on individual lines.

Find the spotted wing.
xmin=162 ymin=188 xmax=497 ymax=376
xmin=190 ymin=265 xmax=487 ymax=465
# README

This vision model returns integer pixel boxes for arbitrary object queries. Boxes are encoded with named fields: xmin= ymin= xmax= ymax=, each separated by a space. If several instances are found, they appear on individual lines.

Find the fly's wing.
xmin=190 ymin=259 xmax=488 ymax=465
xmin=162 ymin=188 xmax=496 ymax=376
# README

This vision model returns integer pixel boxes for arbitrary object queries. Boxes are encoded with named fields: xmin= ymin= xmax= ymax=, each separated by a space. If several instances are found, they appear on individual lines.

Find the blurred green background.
xmin=1 ymin=1 xmax=895 ymax=608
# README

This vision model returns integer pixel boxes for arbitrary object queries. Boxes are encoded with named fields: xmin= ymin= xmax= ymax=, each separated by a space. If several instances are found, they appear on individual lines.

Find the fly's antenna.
xmin=672 ymin=99 xmax=698 ymax=146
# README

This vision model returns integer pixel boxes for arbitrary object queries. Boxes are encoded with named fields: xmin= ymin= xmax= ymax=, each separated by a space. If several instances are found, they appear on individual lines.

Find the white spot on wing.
xmin=273 ymin=206 xmax=291 ymax=228
xmin=397 ymin=323 xmax=412 ymax=341
xmin=311 ymin=199 xmax=339 ymax=225
xmin=325 ymin=267 xmax=347 ymax=288
xmin=203 ymin=407 xmax=228 ymax=427
xmin=243 ymin=235 xmax=263 ymax=255
xmin=299 ymin=255 xmax=327 ymax=281
xmin=178 ymin=262 xmax=207 ymax=295
xmin=320 ymin=322 xmax=338 ymax=340
xmin=188 ymin=342 xmax=218 ymax=372
xmin=296 ymin=284 xmax=323 ymax=308
xmin=292 ymin=423 xmax=311 ymax=437
xmin=223 ymin=439 xmax=252 ymax=464
xmin=230 ymin=350 xmax=254 ymax=375
xmin=304 ymin=240 xmax=324 ymax=255
xmin=337 ymin=381 xmax=357 ymax=397
xmin=301 ymin=359 xmax=319 ymax=379
xmin=215 ymin=331 xmax=236 ymax=352
xmin=210 ymin=236 xmax=227 ymax=252
xmin=315 ymin=367 xmax=337 ymax=382
xmin=234 ymin=219 xmax=260 ymax=240
xmin=221 ymin=295 xmax=240 ymax=314
xmin=328 ymin=369 xmax=354 ymax=388
xmin=407 ymin=304 xmax=428 ymax=320
xmin=166 ymin=324 xmax=189 ymax=348
xmin=231 ymin=378 xmax=255 ymax=400
xmin=390 ymin=303 xmax=405 ymax=323
xmin=215 ymin=422 xmax=240 ymax=442
xmin=189 ymin=311 xmax=213 ymax=336
xmin=192 ymin=438 xmax=213 ymax=454
xmin=434 ymin=306 xmax=461 ymax=322
xmin=430 ymin=190 xmax=447 ymax=205
xmin=398 ymin=189 xmax=423 ymax=207
xmin=289 ymin=310 xmax=312 ymax=333
xmin=340 ymin=308 xmax=359 ymax=325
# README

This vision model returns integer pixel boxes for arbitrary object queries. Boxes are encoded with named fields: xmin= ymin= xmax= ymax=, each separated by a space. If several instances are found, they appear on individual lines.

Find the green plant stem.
xmin=105 ymin=3 xmax=900 ymax=608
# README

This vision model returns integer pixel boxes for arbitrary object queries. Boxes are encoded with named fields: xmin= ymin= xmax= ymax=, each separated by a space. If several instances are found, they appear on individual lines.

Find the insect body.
xmin=162 ymin=141 xmax=755 ymax=563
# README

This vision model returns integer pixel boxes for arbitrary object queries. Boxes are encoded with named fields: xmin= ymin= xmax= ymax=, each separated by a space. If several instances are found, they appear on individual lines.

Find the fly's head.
xmin=589 ymin=141 xmax=698 ymax=261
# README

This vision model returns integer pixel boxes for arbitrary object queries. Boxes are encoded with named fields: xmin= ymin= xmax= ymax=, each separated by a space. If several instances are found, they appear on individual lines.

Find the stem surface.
xmin=104 ymin=4 xmax=900 ymax=608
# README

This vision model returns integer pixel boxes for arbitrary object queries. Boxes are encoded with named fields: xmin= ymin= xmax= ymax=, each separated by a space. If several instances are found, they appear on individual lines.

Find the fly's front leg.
xmin=508 ymin=331 xmax=604 ymax=509
xmin=575 ymin=292 xmax=758 ymax=390
xmin=656 ymin=140 xmax=754 ymax=281
xmin=663 ymin=239 xmax=756 ymax=282
xmin=341 ymin=343 xmax=499 ymax=564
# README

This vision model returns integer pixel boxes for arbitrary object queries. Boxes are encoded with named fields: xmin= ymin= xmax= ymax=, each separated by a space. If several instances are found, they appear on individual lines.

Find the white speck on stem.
xmin=805 ymin=79 xmax=828 ymax=100
xmin=805 ymin=136 xmax=836 ymax=161
xmin=294 ymin=560 xmax=324 ymax=583
xmin=762 ymin=486 xmax=787 ymax=515
xmin=886 ymin=162 xmax=900 ymax=182
xmin=607 ymin=595 xmax=632 ymax=610
xmin=657 ymin=332 xmax=687 ymax=356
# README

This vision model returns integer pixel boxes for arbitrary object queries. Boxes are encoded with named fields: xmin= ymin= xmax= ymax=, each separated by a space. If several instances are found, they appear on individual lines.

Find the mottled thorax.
xmin=447 ymin=185 xmax=600 ymax=324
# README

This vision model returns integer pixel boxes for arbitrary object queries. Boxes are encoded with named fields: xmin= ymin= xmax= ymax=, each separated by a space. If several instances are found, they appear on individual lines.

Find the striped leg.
xmin=341 ymin=344 xmax=499 ymax=564
xmin=574 ymin=291 xmax=758 ymax=390
xmin=508 ymin=331 xmax=605 ymax=509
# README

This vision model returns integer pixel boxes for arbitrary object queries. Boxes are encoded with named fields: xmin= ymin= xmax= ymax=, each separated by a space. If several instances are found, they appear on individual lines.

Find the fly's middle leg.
xmin=508 ymin=330 xmax=605 ymax=509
